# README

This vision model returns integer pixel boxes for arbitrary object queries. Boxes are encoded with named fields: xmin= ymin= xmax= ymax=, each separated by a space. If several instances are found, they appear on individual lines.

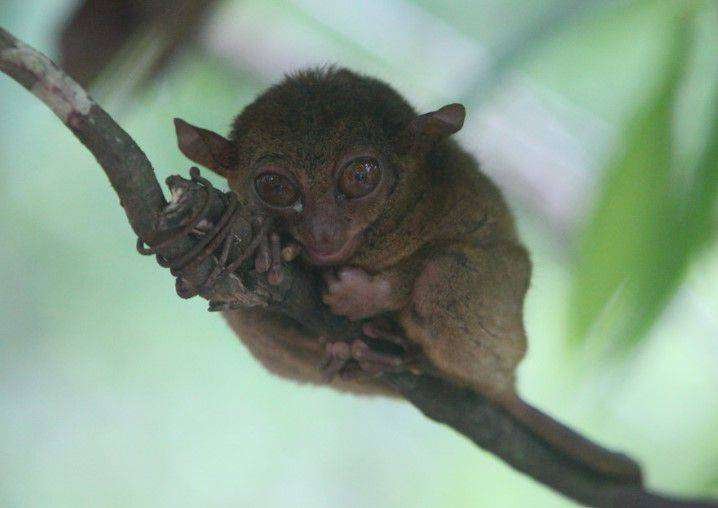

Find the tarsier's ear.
xmin=174 ymin=118 xmax=237 ymax=178
xmin=409 ymin=103 xmax=466 ymax=139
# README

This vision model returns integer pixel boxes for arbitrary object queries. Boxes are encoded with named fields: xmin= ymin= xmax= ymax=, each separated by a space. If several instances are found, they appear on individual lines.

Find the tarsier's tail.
xmin=499 ymin=391 xmax=643 ymax=485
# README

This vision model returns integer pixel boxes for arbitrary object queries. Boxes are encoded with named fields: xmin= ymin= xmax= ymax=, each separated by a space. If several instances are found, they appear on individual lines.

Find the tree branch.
xmin=2 ymin=26 xmax=715 ymax=508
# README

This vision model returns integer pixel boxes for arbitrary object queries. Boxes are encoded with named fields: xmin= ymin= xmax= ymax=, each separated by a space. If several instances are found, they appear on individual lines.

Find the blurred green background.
xmin=1 ymin=0 xmax=717 ymax=506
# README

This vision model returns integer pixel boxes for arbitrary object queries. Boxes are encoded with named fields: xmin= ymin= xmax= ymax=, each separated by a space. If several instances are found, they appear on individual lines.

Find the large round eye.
xmin=338 ymin=158 xmax=381 ymax=199
xmin=254 ymin=172 xmax=300 ymax=208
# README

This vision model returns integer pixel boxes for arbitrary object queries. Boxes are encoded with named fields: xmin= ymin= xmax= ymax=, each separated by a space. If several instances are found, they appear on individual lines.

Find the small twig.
xmin=2 ymin=26 xmax=716 ymax=508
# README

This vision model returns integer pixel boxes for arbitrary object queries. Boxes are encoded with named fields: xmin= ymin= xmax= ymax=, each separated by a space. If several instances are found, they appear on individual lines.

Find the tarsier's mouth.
xmin=303 ymin=233 xmax=362 ymax=266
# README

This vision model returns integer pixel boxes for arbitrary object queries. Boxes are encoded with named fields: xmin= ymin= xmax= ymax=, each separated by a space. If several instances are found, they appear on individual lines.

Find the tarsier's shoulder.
xmin=430 ymin=141 xmax=519 ymax=245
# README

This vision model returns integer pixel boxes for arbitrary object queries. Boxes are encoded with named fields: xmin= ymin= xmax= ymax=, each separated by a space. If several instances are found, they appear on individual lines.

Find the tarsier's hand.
xmin=322 ymin=267 xmax=393 ymax=320
xmin=251 ymin=216 xmax=302 ymax=286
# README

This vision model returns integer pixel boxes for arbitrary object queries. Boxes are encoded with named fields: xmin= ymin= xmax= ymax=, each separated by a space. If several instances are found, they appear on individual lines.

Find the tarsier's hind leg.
xmin=398 ymin=241 xmax=643 ymax=483
xmin=399 ymin=240 xmax=531 ymax=394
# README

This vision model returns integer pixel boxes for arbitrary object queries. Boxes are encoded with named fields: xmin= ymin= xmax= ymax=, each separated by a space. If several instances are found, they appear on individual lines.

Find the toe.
xmin=320 ymin=341 xmax=353 ymax=381
xmin=362 ymin=322 xmax=407 ymax=347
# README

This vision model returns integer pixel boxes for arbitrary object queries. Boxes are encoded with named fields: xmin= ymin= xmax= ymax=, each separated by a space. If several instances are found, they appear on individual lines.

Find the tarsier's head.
xmin=175 ymin=68 xmax=464 ymax=266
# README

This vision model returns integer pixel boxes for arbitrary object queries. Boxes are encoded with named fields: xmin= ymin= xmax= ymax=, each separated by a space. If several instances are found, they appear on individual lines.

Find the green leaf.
xmin=685 ymin=92 xmax=718 ymax=252
xmin=569 ymin=11 xmax=715 ymax=352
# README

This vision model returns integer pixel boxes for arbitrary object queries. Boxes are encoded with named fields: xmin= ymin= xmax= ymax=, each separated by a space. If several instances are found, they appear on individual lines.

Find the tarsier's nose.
xmin=309 ymin=223 xmax=338 ymax=250
xmin=307 ymin=214 xmax=344 ymax=253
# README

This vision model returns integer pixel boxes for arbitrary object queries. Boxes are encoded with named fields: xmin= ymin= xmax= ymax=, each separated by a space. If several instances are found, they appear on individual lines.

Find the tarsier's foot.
xmin=320 ymin=338 xmax=407 ymax=381
xmin=322 ymin=267 xmax=393 ymax=320
xmin=251 ymin=216 xmax=301 ymax=285
xmin=319 ymin=321 xmax=419 ymax=381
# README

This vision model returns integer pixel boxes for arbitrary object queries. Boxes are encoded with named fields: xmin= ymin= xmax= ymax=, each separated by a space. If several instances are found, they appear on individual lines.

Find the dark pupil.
xmin=343 ymin=160 xmax=378 ymax=197
xmin=256 ymin=173 xmax=296 ymax=206
xmin=355 ymin=164 xmax=370 ymax=182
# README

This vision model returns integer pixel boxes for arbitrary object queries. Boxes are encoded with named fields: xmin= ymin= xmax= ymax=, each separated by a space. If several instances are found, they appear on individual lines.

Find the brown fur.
xmin=176 ymin=68 xmax=640 ymax=481
xmin=218 ymin=68 xmax=530 ymax=396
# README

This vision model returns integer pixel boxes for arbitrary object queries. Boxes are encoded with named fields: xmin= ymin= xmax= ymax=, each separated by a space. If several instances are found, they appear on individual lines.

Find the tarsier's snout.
xmin=294 ymin=211 xmax=360 ymax=266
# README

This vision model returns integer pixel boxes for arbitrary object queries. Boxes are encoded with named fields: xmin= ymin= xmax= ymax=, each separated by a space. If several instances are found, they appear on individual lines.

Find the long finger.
xmin=255 ymin=232 xmax=271 ymax=272
xmin=267 ymin=232 xmax=283 ymax=285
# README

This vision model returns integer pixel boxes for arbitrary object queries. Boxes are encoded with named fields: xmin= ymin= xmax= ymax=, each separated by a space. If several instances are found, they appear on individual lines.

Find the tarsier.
xmin=175 ymin=68 xmax=639 ymax=482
